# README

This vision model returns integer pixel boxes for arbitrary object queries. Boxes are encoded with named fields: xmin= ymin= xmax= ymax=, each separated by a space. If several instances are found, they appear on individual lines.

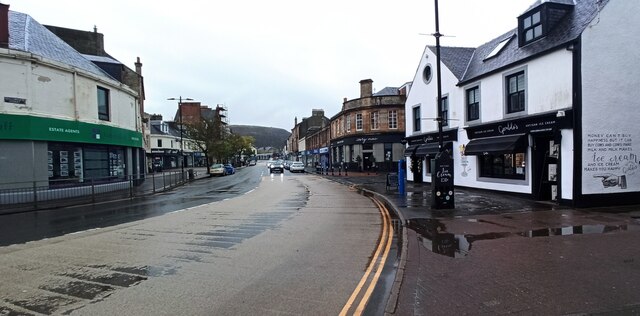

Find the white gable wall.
xmin=0 ymin=51 xmax=140 ymax=132
xmin=580 ymin=0 xmax=640 ymax=195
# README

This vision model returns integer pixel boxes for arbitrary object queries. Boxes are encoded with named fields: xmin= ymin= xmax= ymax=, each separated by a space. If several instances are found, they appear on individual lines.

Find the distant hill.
xmin=230 ymin=125 xmax=291 ymax=149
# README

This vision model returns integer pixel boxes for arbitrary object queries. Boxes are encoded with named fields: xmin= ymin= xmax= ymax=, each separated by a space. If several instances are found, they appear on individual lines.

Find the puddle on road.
xmin=7 ymin=294 xmax=78 ymax=315
xmin=39 ymin=281 xmax=115 ymax=300
xmin=408 ymin=218 xmax=637 ymax=258
xmin=62 ymin=271 xmax=147 ymax=287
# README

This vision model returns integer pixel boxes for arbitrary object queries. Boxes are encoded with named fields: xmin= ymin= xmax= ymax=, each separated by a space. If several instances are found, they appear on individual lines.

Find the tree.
xmin=227 ymin=134 xmax=255 ymax=165
xmin=183 ymin=116 xmax=229 ymax=174
xmin=184 ymin=116 xmax=255 ymax=173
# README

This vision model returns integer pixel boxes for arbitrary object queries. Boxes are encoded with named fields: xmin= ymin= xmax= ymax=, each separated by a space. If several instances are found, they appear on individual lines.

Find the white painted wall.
xmin=580 ymin=1 xmax=640 ymax=195
xmin=405 ymin=40 xmax=573 ymax=195
xmin=561 ymin=129 xmax=574 ymax=199
xmin=0 ymin=50 xmax=140 ymax=132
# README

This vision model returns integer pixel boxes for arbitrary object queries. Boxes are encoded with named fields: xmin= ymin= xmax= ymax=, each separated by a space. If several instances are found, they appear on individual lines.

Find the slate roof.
xmin=8 ymin=11 xmax=112 ymax=79
xmin=427 ymin=46 xmax=476 ymax=80
xmin=373 ymin=87 xmax=400 ymax=96
xmin=431 ymin=0 xmax=606 ymax=86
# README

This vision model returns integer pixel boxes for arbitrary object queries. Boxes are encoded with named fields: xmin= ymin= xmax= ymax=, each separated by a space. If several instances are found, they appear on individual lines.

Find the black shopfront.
xmin=463 ymin=111 xmax=572 ymax=201
xmin=405 ymin=129 xmax=458 ymax=182
xmin=330 ymin=133 xmax=404 ymax=172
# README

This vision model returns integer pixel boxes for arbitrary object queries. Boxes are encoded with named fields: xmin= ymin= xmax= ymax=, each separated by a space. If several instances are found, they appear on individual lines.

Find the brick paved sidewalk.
xmin=317 ymin=172 xmax=640 ymax=315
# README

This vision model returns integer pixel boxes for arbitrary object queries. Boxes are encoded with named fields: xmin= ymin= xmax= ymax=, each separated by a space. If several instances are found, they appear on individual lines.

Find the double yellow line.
xmin=340 ymin=196 xmax=394 ymax=316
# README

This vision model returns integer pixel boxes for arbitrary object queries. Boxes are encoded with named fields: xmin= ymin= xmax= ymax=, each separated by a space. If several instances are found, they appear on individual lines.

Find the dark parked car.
xmin=224 ymin=164 xmax=235 ymax=175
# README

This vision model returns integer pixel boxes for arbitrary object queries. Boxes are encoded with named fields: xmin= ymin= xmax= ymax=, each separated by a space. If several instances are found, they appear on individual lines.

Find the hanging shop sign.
xmin=406 ymin=128 xmax=458 ymax=146
xmin=465 ymin=111 xmax=572 ymax=139
xmin=330 ymin=133 xmax=404 ymax=147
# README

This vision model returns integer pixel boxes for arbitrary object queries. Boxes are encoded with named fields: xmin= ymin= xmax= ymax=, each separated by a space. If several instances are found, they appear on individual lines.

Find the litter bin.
xmin=188 ymin=168 xmax=195 ymax=180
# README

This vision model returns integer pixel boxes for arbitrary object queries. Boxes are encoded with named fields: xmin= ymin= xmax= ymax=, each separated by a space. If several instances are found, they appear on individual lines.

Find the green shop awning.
xmin=464 ymin=134 xmax=527 ymax=156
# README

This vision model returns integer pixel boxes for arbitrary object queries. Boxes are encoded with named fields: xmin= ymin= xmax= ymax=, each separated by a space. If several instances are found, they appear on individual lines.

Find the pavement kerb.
xmin=360 ymin=188 xmax=407 ymax=316
xmin=322 ymin=175 xmax=408 ymax=315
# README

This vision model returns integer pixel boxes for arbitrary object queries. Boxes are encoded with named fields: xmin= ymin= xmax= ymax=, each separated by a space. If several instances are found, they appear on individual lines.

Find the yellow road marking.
xmin=339 ymin=196 xmax=393 ymax=316
xmin=354 ymin=199 xmax=393 ymax=315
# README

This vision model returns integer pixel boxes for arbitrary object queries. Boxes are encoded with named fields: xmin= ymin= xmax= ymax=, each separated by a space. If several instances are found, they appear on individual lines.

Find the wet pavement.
xmin=314 ymin=169 xmax=640 ymax=315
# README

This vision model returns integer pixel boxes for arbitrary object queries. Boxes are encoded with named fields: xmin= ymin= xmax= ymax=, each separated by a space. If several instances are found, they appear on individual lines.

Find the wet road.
xmin=0 ymin=168 xmax=392 ymax=315
xmin=0 ymin=166 xmax=263 ymax=247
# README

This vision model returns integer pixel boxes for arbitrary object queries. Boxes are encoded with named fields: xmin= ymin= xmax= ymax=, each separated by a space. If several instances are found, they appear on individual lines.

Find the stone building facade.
xmin=329 ymin=79 xmax=406 ymax=172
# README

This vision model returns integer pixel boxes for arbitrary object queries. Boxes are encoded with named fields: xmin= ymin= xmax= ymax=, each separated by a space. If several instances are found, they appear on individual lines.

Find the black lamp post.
xmin=168 ymin=96 xmax=192 ymax=178
xmin=434 ymin=0 xmax=444 ymax=152
xmin=431 ymin=0 xmax=454 ymax=209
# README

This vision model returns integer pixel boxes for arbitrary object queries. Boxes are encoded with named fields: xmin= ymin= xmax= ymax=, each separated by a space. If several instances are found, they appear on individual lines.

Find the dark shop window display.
xmin=479 ymin=152 xmax=526 ymax=180
xmin=48 ymin=143 xmax=83 ymax=183
xmin=48 ymin=143 xmax=127 ymax=183
xmin=84 ymin=146 xmax=126 ymax=180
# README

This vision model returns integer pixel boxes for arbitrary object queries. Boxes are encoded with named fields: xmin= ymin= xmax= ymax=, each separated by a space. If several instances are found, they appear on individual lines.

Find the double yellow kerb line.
xmin=340 ymin=195 xmax=394 ymax=316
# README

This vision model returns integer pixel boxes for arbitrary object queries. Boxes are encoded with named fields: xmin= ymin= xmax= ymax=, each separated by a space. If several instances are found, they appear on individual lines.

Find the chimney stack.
xmin=0 ymin=3 xmax=9 ymax=48
xmin=359 ymin=79 xmax=373 ymax=98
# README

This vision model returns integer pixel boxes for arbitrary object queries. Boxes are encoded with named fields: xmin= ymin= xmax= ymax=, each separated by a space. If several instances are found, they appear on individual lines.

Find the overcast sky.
xmin=9 ymin=0 xmax=534 ymax=131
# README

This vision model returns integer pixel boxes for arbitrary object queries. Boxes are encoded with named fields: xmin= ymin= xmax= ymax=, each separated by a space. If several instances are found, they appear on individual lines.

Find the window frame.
xmin=371 ymin=111 xmax=379 ymax=130
xmin=440 ymin=96 xmax=449 ymax=127
xmin=97 ymin=86 xmax=110 ymax=121
xmin=505 ymin=70 xmax=526 ymax=115
xmin=412 ymin=105 xmax=421 ymax=132
xmin=466 ymin=86 xmax=480 ymax=122
xmin=157 ymin=139 xmax=162 ymax=147
xmin=519 ymin=9 xmax=545 ymax=46
xmin=422 ymin=63 xmax=433 ymax=84
xmin=478 ymin=152 xmax=526 ymax=180
xmin=355 ymin=113 xmax=363 ymax=131
xmin=388 ymin=110 xmax=398 ymax=129
xmin=346 ymin=114 xmax=351 ymax=132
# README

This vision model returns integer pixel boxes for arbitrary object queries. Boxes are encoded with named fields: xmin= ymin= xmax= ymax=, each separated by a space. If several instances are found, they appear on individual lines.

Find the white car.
xmin=210 ymin=164 xmax=226 ymax=176
xmin=289 ymin=161 xmax=305 ymax=173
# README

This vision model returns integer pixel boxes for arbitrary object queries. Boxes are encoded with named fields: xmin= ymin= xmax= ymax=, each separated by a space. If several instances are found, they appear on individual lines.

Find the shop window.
xmin=479 ymin=152 xmax=526 ymax=180
xmin=48 ymin=143 xmax=83 ymax=183
xmin=97 ymin=86 xmax=110 ymax=121
xmin=84 ymin=146 xmax=126 ymax=180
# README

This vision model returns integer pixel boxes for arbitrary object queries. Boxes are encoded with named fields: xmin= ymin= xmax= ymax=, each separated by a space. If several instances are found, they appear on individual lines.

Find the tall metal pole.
xmin=168 ymin=96 xmax=193 ymax=178
xmin=179 ymin=96 xmax=184 ymax=177
xmin=434 ymin=0 xmax=443 ymax=151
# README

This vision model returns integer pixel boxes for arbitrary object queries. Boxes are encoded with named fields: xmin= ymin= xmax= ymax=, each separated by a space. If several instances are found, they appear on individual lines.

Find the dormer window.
xmin=518 ymin=9 xmax=545 ymax=46
xmin=524 ymin=11 xmax=542 ymax=41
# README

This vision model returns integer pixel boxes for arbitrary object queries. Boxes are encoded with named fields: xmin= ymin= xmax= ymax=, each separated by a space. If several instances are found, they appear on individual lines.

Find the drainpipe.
xmin=0 ymin=4 xmax=9 ymax=48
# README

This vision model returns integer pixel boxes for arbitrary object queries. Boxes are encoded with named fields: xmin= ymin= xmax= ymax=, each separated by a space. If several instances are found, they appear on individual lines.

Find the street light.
xmin=430 ymin=0 xmax=454 ymax=209
xmin=167 ymin=96 xmax=193 ymax=178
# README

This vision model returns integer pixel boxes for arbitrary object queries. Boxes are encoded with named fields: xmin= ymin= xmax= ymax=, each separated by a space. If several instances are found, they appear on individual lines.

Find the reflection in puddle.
xmin=408 ymin=218 xmax=634 ymax=258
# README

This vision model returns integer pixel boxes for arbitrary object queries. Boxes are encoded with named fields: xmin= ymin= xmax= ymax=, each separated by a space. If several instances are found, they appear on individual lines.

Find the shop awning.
xmin=404 ymin=144 xmax=419 ymax=156
xmin=415 ymin=143 xmax=441 ymax=156
xmin=464 ymin=134 xmax=528 ymax=155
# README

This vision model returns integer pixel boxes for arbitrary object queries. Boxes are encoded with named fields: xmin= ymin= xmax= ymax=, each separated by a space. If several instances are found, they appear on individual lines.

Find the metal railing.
xmin=0 ymin=170 xmax=192 ymax=213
